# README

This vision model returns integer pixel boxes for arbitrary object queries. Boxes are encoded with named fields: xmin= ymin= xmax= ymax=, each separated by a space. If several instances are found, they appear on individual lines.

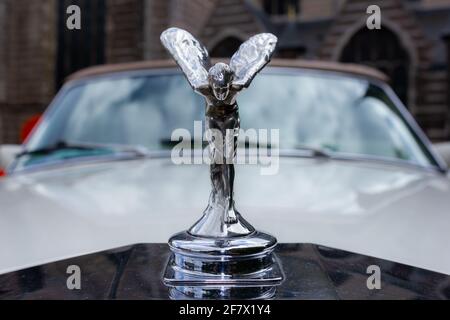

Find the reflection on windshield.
xmin=24 ymin=71 xmax=437 ymax=169
xmin=238 ymin=75 xmax=431 ymax=165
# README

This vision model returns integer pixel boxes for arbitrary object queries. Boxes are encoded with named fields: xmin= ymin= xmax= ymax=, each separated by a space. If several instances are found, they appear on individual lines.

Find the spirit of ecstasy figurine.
xmin=161 ymin=28 xmax=283 ymax=299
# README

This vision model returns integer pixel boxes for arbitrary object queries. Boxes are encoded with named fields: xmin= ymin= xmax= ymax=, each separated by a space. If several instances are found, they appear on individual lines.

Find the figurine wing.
xmin=230 ymin=33 xmax=278 ymax=89
xmin=160 ymin=28 xmax=211 ymax=91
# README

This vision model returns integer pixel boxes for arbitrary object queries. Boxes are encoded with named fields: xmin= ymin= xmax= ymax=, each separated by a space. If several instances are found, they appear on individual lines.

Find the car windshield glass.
xmin=23 ymin=70 xmax=437 ymax=169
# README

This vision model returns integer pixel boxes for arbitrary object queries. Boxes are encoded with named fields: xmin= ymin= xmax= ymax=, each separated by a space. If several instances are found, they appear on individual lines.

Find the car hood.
xmin=1 ymin=157 xmax=450 ymax=275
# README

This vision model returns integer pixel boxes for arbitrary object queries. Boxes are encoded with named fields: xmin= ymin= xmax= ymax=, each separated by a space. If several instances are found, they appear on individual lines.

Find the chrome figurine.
xmin=161 ymin=27 xmax=277 ymax=238
xmin=161 ymin=28 xmax=283 ymax=299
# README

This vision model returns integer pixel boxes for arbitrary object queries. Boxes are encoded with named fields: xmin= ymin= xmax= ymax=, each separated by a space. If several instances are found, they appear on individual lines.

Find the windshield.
xmin=21 ymin=69 xmax=438 ymax=170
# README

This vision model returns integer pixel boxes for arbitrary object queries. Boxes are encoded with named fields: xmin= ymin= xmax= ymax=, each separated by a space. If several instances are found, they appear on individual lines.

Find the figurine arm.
xmin=230 ymin=33 xmax=278 ymax=89
xmin=160 ymin=28 xmax=211 ymax=91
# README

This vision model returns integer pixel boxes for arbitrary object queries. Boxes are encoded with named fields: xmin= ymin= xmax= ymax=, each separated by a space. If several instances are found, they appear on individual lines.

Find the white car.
xmin=0 ymin=60 xmax=449 ymax=299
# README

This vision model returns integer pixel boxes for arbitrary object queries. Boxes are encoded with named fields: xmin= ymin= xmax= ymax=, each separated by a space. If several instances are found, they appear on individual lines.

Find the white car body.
xmin=1 ymin=155 xmax=449 ymax=275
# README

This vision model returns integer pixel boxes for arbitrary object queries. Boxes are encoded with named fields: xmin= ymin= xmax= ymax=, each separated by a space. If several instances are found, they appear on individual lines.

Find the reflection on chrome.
xmin=160 ymin=28 xmax=283 ymax=299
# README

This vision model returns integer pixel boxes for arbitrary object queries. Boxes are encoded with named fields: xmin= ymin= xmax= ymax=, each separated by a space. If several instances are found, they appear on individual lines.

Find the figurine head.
xmin=208 ymin=63 xmax=234 ymax=101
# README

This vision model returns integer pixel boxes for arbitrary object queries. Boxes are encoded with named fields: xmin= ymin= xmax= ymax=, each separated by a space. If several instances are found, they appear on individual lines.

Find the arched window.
xmin=340 ymin=27 xmax=410 ymax=105
xmin=210 ymin=37 xmax=242 ymax=58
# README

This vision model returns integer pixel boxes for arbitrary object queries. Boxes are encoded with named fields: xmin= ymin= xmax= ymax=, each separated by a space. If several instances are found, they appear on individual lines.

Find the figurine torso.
xmin=197 ymin=86 xmax=240 ymax=117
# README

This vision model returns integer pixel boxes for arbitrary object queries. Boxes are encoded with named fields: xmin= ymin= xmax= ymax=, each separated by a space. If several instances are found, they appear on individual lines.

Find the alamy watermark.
xmin=66 ymin=265 xmax=81 ymax=290
xmin=367 ymin=5 xmax=381 ymax=30
xmin=366 ymin=265 xmax=381 ymax=290
xmin=66 ymin=5 xmax=81 ymax=30
xmin=170 ymin=121 xmax=279 ymax=176
xmin=65 ymin=5 xmax=381 ymax=31
xmin=63 ymin=263 xmax=382 ymax=292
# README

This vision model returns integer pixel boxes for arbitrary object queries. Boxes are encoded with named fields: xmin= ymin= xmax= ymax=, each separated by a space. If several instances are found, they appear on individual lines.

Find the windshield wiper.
xmin=17 ymin=141 xmax=149 ymax=158
xmin=160 ymin=138 xmax=274 ymax=150
xmin=160 ymin=138 xmax=208 ymax=148
xmin=282 ymin=146 xmax=333 ymax=159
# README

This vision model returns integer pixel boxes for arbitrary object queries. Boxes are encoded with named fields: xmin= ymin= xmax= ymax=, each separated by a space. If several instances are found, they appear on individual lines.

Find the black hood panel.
xmin=0 ymin=244 xmax=449 ymax=300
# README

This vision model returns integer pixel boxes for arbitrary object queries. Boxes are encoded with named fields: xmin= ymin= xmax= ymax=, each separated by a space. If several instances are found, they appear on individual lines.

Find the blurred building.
xmin=0 ymin=0 xmax=450 ymax=143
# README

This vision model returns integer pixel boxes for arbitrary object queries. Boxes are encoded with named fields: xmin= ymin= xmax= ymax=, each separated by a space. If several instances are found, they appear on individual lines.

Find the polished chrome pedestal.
xmin=163 ymin=231 xmax=284 ymax=299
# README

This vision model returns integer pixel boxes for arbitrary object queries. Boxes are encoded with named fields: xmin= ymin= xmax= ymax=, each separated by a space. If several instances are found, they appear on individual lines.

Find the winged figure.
xmin=161 ymin=28 xmax=278 ymax=238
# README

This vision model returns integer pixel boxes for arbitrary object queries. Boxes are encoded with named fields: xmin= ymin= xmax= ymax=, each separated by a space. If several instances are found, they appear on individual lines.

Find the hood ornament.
xmin=161 ymin=28 xmax=283 ymax=299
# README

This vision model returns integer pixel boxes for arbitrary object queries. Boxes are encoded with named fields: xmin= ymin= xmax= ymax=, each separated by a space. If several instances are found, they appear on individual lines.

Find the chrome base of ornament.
xmin=163 ymin=231 xmax=284 ymax=299
xmin=167 ymin=285 xmax=277 ymax=300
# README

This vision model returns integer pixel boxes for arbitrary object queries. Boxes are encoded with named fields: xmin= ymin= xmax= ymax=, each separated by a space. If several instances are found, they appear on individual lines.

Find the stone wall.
xmin=0 ymin=0 xmax=56 ymax=144
xmin=0 ymin=1 xmax=6 ymax=103
xmin=201 ymin=0 xmax=263 ymax=50
xmin=143 ymin=0 xmax=216 ymax=59
xmin=0 ymin=0 xmax=449 ymax=143
xmin=143 ymin=0 xmax=170 ymax=59
xmin=106 ymin=0 xmax=145 ymax=63
xmin=320 ymin=0 xmax=449 ymax=140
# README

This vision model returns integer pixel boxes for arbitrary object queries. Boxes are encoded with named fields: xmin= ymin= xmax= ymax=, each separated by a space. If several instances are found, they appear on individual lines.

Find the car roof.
xmin=66 ymin=59 xmax=389 ymax=84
